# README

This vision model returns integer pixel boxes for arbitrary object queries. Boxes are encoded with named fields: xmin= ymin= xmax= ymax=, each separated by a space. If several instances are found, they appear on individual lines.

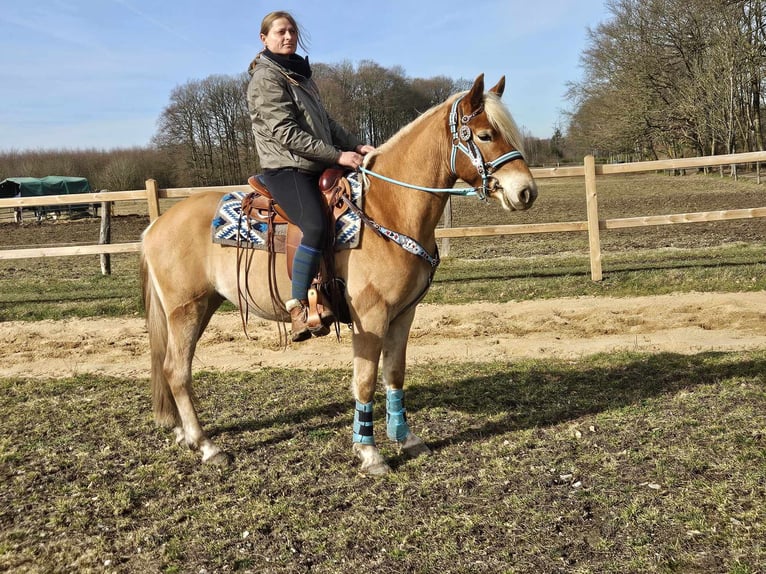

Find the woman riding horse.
xmin=247 ymin=10 xmax=375 ymax=342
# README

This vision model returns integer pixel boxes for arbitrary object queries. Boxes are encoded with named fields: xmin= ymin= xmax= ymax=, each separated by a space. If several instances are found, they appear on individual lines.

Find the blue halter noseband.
xmin=360 ymin=94 xmax=524 ymax=201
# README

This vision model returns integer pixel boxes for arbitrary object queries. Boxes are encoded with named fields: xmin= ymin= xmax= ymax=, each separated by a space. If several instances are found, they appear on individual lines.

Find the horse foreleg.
xmin=165 ymin=301 xmax=231 ymax=466
xmin=381 ymin=308 xmax=431 ymax=459
xmin=350 ymin=328 xmax=391 ymax=476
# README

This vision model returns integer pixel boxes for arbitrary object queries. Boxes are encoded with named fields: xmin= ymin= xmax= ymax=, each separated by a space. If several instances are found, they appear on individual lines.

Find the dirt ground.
xmin=2 ymin=291 xmax=765 ymax=379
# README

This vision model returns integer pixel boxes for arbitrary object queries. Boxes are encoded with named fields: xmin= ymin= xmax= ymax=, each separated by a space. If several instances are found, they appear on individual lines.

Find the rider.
xmin=247 ymin=11 xmax=375 ymax=342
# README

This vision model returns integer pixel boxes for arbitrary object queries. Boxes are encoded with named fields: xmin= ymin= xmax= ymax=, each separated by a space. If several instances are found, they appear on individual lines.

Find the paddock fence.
xmin=0 ymin=151 xmax=765 ymax=281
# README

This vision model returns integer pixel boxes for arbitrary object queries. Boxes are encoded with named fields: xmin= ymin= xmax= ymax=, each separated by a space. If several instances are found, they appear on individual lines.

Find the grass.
xmin=1 ymin=353 xmax=764 ymax=572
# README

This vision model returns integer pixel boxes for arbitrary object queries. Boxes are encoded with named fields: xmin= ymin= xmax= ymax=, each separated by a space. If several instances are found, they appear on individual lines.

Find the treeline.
xmin=0 ymin=147 xmax=174 ymax=192
xmin=0 ymin=60 xmax=566 ymax=190
xmin=567 ymin=0 xmax=765 ymax=160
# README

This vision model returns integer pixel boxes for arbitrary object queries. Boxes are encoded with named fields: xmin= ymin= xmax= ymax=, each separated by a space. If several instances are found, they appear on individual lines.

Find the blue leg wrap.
xmin=386 ymin=388 xmax=410 ymax=442
xmin=353 ymin=400 xmax=375 ymax=445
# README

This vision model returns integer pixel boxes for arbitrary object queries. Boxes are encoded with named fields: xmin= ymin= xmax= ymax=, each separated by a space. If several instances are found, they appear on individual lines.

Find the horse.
xmin=140 ymin=74 xmax=538 ymax=475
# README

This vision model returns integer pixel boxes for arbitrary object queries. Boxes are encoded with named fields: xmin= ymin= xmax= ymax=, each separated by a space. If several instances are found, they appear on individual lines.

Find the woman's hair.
xmin=260 ymin=11 xmax=309 ymax=52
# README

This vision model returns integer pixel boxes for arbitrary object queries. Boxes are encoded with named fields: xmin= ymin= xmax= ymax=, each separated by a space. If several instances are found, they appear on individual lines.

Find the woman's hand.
xmin=337 ymin=150 xmax=365 ymax=169
xmin=338 ymin=144 xmax=375 ymax=169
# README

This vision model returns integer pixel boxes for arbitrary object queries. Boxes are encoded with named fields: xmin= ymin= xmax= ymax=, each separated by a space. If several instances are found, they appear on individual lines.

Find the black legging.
xmin=261 ymin=168 xmax=326 ymax=249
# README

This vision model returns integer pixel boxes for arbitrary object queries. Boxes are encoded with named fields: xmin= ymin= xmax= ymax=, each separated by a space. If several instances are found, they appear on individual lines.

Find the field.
xmin=1 ymin=173 xmax=766 ymax=573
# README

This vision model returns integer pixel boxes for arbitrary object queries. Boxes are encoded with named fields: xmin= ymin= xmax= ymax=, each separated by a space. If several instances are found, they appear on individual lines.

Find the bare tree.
xmin=567 ymin=0 xmax=765 ymax=160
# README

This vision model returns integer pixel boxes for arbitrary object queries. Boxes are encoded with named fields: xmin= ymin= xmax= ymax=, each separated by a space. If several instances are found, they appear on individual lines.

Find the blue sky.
xmin=0 ymin=0 xmax=610 ymax=152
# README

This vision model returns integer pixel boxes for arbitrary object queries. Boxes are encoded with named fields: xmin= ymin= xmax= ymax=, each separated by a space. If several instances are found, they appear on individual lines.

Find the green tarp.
xmin=0 ymin=176 xmax=92 ymax=198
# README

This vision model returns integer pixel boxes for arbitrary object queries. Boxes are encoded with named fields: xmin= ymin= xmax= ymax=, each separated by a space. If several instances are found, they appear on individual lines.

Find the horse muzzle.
xmin=491 ymin=174 xmax=538 ymax=211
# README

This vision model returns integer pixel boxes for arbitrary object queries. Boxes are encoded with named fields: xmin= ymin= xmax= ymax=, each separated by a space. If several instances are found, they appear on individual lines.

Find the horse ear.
xmin=467 ymin=74 xmax=485 ymax=112
xmin=489 ymin=76 xmax=506 ymax=97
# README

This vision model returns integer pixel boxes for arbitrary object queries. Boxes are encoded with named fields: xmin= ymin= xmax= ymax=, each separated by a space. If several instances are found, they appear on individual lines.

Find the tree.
xmin=154 ymin=75 xmax=258 ymax=186
xmin=567 ymin=0 xmax=766 ymax=160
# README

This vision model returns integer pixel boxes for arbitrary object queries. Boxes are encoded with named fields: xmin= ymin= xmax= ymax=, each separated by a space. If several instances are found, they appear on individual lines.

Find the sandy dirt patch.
xmin=1 ymin=292 xmax=765 ymax=379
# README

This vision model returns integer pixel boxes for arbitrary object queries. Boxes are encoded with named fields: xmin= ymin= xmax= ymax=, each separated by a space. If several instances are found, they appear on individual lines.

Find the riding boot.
xmin=286 ymin=299 xmax=330 ymax=342
xmin=286 ymin=299 xmax=312 ymax=342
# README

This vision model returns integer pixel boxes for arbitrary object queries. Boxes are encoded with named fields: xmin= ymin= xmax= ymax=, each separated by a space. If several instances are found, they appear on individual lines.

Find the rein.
xmin=359 ymin=94 xmax=524 ymax=202
xmin=346 ymin=93 xmax=525 ymax=309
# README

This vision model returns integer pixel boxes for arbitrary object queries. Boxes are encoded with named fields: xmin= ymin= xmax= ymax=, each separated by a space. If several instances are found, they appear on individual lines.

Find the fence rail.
xmin=1 ymin=151 xmax=765 ymax=280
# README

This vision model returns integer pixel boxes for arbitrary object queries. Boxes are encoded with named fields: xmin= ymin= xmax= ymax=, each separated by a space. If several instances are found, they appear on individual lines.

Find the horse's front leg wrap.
xmin=386 ymin=388 xmax=411 ymax=442
xmin=353 ymin=400 xmax=375 ymax=445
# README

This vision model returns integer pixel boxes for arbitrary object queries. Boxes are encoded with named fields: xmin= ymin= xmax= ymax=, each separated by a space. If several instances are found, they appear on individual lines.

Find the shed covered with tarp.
xmin=0 ymin=176 xmax=94 ymax=221
xmin=0 ymin=176 xmax=92 ymax=198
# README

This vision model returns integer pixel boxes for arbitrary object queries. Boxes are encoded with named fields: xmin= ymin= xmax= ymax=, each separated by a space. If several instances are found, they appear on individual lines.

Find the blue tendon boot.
xmin=387 ymin=388 xmax=431 ymax=459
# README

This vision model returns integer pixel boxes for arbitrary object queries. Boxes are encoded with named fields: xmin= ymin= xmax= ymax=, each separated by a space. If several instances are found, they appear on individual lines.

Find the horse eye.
xmin=477 ymin=132 xmax=493 ymax=142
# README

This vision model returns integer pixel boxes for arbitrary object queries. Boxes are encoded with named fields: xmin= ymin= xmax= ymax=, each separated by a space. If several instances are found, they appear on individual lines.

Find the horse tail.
xmin=140 ymin=248 xmax=178 ymax=428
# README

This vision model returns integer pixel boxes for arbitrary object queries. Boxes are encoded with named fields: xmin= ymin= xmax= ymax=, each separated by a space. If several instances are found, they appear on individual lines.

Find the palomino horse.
xmin=141 ymin=74 xmax=537 ymax=475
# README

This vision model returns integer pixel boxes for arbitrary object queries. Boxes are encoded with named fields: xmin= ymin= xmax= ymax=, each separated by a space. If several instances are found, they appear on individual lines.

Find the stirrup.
xmin=307 ymin=289 xmax=330 ymax=337
xmin=306 ymin=288 xmax=323 ymax=331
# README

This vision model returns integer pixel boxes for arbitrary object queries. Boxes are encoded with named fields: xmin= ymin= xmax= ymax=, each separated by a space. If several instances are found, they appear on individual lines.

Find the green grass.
xmin=1 ymin=353 xmax=764 ymax=572
xmin=428 ymin=243 xmax=766 ymax=304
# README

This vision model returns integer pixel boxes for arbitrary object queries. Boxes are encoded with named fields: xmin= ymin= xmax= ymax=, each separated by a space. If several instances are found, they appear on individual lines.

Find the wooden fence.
xmin=1 ymin=151 xmax=765 ymax=281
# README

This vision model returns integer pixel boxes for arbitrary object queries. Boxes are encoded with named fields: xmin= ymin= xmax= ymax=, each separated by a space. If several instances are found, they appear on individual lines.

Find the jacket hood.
xmin=247 ymin=52 xmax=262 ymax=77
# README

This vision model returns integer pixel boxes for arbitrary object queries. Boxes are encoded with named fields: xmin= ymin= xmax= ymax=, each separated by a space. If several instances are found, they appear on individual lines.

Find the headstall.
xmin=448 ymin=95 xmax=524 ymax=201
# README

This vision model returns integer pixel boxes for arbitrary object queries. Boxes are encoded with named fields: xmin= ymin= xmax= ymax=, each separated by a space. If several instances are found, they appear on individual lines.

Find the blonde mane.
xmin=484 ymin=92 xmax=526 ymax=156
xmin=363 ymin=90 xmax=525 ymax=169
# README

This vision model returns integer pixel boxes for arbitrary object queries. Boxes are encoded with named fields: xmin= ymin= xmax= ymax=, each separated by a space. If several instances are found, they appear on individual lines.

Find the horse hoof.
xmin=400 ymin=434 xmax=432 ymax=459
xmin=361 ymin=461 xmax=391 ymax=476
xmin=403 ymin=441 xmax=432 ymax=459
xmin=353 ymin=443 xmax=391 ymax=476
xmin=203 ymin=451 xmax=233 ymax=467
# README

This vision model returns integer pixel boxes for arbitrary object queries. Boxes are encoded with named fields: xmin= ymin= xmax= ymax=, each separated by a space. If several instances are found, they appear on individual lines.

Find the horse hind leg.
xmin=144 ymin=265 xmax=229 ymax=466
xmin=162 ymin=298 xmax=231 ymax=466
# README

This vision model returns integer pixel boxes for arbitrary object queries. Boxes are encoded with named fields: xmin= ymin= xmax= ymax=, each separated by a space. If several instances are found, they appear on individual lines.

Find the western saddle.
xmin=240 ymin=167 xmax=353 ymax=333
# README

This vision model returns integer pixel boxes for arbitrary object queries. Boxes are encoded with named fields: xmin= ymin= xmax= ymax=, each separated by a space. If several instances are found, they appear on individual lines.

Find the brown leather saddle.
xmin=240 ymin=167 xmax=353 ymax=331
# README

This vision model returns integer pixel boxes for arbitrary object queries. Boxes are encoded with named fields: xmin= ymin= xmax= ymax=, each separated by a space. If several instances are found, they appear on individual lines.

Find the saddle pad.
xmin=211 ymin=172 xmax=363 ymax=250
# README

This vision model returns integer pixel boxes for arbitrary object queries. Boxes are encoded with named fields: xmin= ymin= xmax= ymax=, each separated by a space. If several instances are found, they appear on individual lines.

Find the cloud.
xmin=110 ymin=0 xmax=194 ymax=44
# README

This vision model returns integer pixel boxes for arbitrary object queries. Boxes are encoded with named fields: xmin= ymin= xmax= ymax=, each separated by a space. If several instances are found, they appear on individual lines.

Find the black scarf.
xmin=263 ymin=49 xmax=312 ymax=79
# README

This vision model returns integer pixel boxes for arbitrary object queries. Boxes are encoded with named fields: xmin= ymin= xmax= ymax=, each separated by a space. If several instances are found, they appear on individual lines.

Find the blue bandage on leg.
xmin=353 ymin=400 xmax=375 ymax=445
xmin=386 ymin=388 xmax=410 ymax=442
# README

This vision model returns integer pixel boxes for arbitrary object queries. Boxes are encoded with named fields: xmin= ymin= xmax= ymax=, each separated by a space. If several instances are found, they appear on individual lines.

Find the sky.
xmin=0 ymin=0 xmax=611 ymax=152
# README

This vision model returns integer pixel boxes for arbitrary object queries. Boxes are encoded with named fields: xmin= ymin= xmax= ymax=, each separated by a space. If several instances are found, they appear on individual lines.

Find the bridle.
xmin=359 ymin=94 xmax=525 ymax=201
xmin=448 ymin=95 xmax=525 ymax=201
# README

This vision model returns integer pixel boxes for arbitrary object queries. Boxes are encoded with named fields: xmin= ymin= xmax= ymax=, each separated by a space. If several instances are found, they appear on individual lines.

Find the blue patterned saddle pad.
xmin=211 ymin=173 xmax=362 ymax=250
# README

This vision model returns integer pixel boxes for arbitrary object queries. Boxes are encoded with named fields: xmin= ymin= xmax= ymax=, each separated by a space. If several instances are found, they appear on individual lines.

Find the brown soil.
xmin=2 ymin=291 xmax=765 ymax=379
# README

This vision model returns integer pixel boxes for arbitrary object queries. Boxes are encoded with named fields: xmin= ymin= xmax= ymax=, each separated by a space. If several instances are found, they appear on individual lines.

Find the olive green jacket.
xmin=246 ymin=53 xmax=361 ymax=172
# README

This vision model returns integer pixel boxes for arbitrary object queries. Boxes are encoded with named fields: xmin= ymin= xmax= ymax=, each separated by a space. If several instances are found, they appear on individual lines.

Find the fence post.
xmin=584 ymin=154 xmax=603 ymax=281
xmin=145 ymin=179 xmax=161 ymax=221
xmin=99 ymin=201 xmax=112 ymax=275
